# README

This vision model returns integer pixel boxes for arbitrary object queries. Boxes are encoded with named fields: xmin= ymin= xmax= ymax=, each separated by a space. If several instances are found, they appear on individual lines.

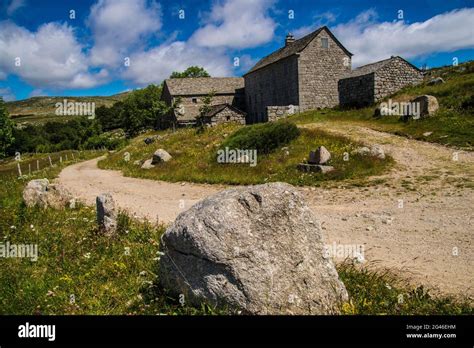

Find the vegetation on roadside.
xmin=291 ymin=60 xmax=474 ymax=150
xmin=99 ymin=122 xmax=393 ymax=186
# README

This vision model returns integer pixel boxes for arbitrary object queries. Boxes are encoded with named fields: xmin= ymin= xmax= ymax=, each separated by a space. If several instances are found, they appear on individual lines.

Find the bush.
xmin=220 ymin=121 xmax=300 ymax=154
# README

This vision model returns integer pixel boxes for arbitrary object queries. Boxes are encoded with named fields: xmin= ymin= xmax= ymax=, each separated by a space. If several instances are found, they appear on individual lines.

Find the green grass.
xmin=290 ymin=61 xmax=474 ymax=150
xmin=0 ymin=154 xmax=471 ymax=314
xmin=99 ymin=122 xmax=393 ymax=186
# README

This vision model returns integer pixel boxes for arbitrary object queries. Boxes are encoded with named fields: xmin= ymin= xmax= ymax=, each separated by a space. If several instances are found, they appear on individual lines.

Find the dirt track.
xmin=57 ymin=124 xmax=474 ymax=299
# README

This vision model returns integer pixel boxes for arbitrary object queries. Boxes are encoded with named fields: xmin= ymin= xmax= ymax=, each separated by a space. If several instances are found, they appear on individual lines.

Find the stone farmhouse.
xmin=338 ymin=56 xmax=423 ymax=107
xmin=161 ymin=77 xmax=245 ymax=127
xmin=161 ymin=26 xmax=423 ymax=126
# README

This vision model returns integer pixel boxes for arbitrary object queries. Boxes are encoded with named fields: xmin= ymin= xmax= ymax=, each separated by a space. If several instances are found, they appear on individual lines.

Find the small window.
xmin=226 ymin=116 xmax=231 ymax=121
xmin=192 ymin=98 xmax=198 ymax=103
xmin=321 ymin=38 xmax=329 ymax=48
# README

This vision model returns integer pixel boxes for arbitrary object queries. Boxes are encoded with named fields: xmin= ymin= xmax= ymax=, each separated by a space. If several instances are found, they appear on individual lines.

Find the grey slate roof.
xmin=342 ymin=56 xmax=421 ymax=79
xmin=164 ymin=77 xmax=244 ymax=96
xmin=245 ymin=26 xmax=353 ymax=75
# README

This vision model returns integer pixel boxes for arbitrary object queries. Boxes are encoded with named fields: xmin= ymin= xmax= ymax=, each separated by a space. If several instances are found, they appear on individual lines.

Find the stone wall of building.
xmin=203 ymin=107 xmax=246 ymax=126
xmin=338 ymin=73 xmax=375 ymax=107
xmin=297 ymin=28 xmax=352 ymax=110
xmin=374 ymin=58 xmax=424 ymax=101
xmin=244 ymin=55 xmax=299 ymax=124
xmin=266 ymin=105 xmax=300 ymax=122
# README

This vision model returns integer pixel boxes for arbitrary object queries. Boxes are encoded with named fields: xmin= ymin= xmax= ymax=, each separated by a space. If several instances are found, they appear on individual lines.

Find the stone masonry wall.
xmin=204 ymin=107 xmax=246 ymax=126
xmin=244 ymin=55 xmax=299 ymax=124
xmin=374 ymin=58 xmax=423 ymax=102
xmin=266 ymin=105 xmax=300 ymax=122
xmin=338 ymin=73 xmax=375 ymax=107
xmin=297 ymin=28 xmax=352 ymax=110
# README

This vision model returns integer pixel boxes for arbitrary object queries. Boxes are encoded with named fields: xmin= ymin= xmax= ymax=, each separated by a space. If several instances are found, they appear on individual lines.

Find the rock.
xmin=297 ymin=163 xmax=335 ymax=174
xmin=411 ymin=95 xmax=439 ymax=118
xmin=96 ymin=193 xmax=117 ymax=236
xmin=144 ymin=137 xmax=155 ymax=145
xmin=133 ymin=160 xmax=142 ymax=166
xmin=23 ymin=179 xmax=72 ymax=209
xmin=152 ymin=149 xmax=172 ymax=164
xmin=369 ymin=145 xmax=385 ymax=160
xmin=308 ymin=146 xmax=331 ymax=164
xmin=141 ymin=159 xmax=155 ymax=169
xmin=44 ymin=184 xmax=73 ymax=209
xmin=23 ymin=179 xmax=50 ymax=208
xmin=352 ymin=146 xmax=370 ymax=156
xmin=423 ymin=132 xmax=433 ymax=137
xmin=427 ymin=77 xmax=445 ymax=85
xmin=159 ymin=182 xmax=348 ymax=315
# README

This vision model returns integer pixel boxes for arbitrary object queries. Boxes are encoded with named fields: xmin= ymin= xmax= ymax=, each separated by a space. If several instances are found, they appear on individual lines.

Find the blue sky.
xmin=1 ymin=0 xmax=473 ymax=101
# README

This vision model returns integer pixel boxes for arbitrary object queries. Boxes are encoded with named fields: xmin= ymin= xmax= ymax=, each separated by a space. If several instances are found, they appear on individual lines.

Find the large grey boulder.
xmin=96 ymin=193 xmax=117 ymax=236
xmin=152 ymin=149 xmax=172 ymax=164
xmin=23 ymin=179 xmax=73 ymax=209
xmin=159 ymin=182 xmax=348 ymax=315
xmin=308 ymin=146 xmax=331 ymax=164
xmin=411 ymin=95 xmax=439 ymax=118
xmin=23 ymin=179 xmax=49 ymax=208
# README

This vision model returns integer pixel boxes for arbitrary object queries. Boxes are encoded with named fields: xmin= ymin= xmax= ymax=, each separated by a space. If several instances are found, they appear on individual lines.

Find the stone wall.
xmin=266 ymin=105 xmax=300 ymax=122
xmin=374 ymin=58 xmax=424 ymax=101
xmin=244 ymin=55 xmax=299 ymax=124
xmin=297 ymin=28 xmax=352 ymax=110
xmin=338 ymin=73 xmax=375 ymax=107
xmin=203 ymin=107 xmax=246 ymax=126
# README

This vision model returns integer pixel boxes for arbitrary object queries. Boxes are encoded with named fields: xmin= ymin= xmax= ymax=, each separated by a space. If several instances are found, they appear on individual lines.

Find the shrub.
xmin=220 ymin=121 xmax=300 ymax=154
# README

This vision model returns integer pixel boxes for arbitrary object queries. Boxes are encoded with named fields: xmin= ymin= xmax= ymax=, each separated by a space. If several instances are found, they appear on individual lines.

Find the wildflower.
xmin=83 ymin=252 xmax=91 ymax=259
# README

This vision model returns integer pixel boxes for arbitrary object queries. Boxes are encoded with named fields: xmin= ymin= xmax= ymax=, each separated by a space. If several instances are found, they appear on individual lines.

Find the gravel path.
xmin=57 ymin=125 xmax=474 ymax=299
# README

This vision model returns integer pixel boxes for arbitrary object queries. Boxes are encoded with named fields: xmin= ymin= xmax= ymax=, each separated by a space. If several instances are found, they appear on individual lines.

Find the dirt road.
xmin=57 ymin=124 xmax=474 ymax=299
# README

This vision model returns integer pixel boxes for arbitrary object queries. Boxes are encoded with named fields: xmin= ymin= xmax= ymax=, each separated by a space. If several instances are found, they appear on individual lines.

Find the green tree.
xmin=170 ymin=66 xmax=210 ymax=78
xmin=121 ymin=84 xmax=170 ymax=137
xmin=196 ymin=91 xmax=215 ymax=130
xmin=0 ymin=97 xmax=15 ymax=158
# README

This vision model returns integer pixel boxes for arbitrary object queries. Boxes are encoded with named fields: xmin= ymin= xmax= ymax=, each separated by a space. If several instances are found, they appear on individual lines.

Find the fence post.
xmin=60 ymin=156 xmax=62 ymax=163
xmin=37 ymin=160 xmax=40 ymax=171
xmin=49 ymin=156 xmax=52 ymax=167
xmin=72 ymin=153 xmax=75 ymax=161
xmin=17 ymin=163 xmax=22 ymax=177
xmin=65 ymin=154 xmax=68 ymax=161
xmin=28 ymin=164 xmax=31 ymax=175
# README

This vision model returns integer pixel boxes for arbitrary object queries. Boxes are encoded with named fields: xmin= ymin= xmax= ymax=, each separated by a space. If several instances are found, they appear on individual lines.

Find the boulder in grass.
xmin=159 ymin=182 xmax=348 ymax=315
xmin=23 ymin=179 xmax=72 ymax=209
xmin=308 ymin=146 xmax=331 ymax=165
xmin=141 ymin=159 xmax=155 ymax=169
xmin=96 ymin=193 xmax=117 ymax=236
xmin=152 ymin=149 xmax=172 ymax=164
xmin=427 ymin=77 xmax=445 ymax=85
xmin=410 ymin=95 xmax=439 ymax=118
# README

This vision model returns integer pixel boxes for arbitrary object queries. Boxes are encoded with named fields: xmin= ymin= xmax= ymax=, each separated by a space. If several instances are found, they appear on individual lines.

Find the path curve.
xmin=57 ymin=125 xmax=474 ymax=299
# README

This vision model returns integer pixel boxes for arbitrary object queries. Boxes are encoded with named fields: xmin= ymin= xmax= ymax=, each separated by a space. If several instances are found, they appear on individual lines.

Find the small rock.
xmin=370 ymin=145 xmax=385 ymax=160
xmin=133 ymin=160 xmax=142 ymax=166
xmin=308 ymin=146 xmax=331 ymax=164
xmin=427 ymin=77 xmax=445 ymax=85
xmin=152 ymin=149 xmax=172 ymax=164
xmin=297 ymin=163 xmax=335 ymax=174
xmin=423 ymin=132 xmax=433 ymax=137
xmin=141 ymin=159 xmax=155 ymax=169
xmin=366 ymin=226 xmax=374 ymax=231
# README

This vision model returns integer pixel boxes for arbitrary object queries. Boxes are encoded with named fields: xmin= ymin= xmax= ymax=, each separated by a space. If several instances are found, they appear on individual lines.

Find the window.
xmin=226 ymin=116 xmax=231 ymax=121
xmin=192 ymin=98 xmax=198 ymax=103
xmin=321 ymin=37 xmax=329 ymax=48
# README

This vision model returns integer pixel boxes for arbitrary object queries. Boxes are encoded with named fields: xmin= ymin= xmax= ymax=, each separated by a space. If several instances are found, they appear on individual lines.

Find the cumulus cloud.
xmin=6 ymin=0 xmax=26 ymax=15
xmin=0 ymin=21 xmax=107 ymax=89
xmin=333 ymin=8 xmax=474 ymax=67
xmin=122 ymin=41 xmax=232 ymax=85
xmin=190 ymin=0 xmax=276 ymax=49
xmin=87 ymin=0 xmax=162 ymax=67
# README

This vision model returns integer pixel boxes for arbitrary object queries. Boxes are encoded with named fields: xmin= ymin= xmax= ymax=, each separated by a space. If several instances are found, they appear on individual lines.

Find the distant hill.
xmin=6 ymin=92 xmax=131 ymax=125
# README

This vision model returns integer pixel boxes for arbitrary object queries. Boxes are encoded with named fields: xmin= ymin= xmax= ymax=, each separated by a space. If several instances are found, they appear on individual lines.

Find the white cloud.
xmin=0 ymin=21 xmax=107 ymax=89
xmin=0 ymin=87 xmax=16 ymax=101
xmin=7 ymin=0 xmax=26 ymax=16
xmin=333 ymin=8 xmax=474 ymax=67
xmin=87 ymin=0 xmax=162 ymax=67
xmin=28 ymin=88 xmax=47 ymax=97
xmin=122 ymin=41 xmax=233 ymax=85
xmin=293 ymin=11 xmax=338 ymax=38
xmin=190 ymin=0 xmax=276 ymax=49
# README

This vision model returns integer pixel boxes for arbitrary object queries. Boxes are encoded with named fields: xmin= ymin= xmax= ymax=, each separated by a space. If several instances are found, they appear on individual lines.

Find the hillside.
xmin=6 ymin=92 xmax=130 ymax=125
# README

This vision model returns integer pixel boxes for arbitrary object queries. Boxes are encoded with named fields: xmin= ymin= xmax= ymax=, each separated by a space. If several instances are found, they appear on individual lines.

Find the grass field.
xmin=99 ymin=122 xmax=394 ymax=186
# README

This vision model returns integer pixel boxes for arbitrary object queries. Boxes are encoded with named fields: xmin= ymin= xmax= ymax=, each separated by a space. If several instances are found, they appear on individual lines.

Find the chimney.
xmin=285 ymin=33 xmax=295 ymax=46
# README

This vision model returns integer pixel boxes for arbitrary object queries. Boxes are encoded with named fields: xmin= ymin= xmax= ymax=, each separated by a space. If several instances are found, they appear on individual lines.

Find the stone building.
xmin=338 ymin=56 xmax=424 ymax=107
xmin=244 ymin=26 xmax=352 ymax=123
xmin=161 ymin=77 xmax=245 ymax=127
xmin=200 ymin=104 xmax=246 ymax=126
